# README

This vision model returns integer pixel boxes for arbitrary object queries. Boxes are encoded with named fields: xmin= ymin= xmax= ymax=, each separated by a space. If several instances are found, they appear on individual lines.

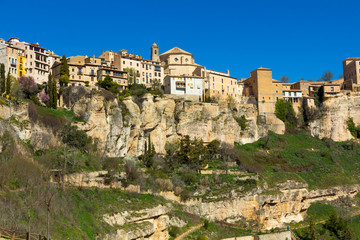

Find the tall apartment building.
xmin=98 ymin=43 xmax=164 ymax=87
xmin=343 ymin=57 xmax=360 ymax=91
xmin=242 ymin=68 xmax=283 ymax=114
xmin=0 ymin=38 xmax=50 ymax=84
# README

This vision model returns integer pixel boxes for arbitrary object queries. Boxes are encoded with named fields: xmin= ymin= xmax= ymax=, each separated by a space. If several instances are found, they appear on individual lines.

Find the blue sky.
xmin=1 ymin=0 xmax=359 ymax=82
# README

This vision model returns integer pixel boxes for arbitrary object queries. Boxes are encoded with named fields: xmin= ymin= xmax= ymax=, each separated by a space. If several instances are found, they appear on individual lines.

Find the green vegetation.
xmin=0 ymin=63 xmax=5 ymax=94
xmin=123 ymin=67 xmax=139 ymax=85
xmin=60 ymin=55 xmax=70 ymax=86
xmin=188 ymin=221 xmax=251 ymax=240
xmin=47 ymin=73 xmax=57 ymax=109
xmin=235 ymin=115 xmax=248 ymax=130
xmin=275 ymin=99 xmax=297 ymax=128
xmin=347 ymin=117 xmax=360 ymax=138
xmin=236 ymin=131 xmax=360 ymax=189
xmin=96 ymin=75 xmax=120 ymax=94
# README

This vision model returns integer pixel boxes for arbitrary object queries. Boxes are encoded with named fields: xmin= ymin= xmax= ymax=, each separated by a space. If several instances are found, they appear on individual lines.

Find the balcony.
xmin=11 ymin=62 xmax=16 ymax=67
xmin=77 ymin=71 xmax=83 ymax=75
xmin=176 ymin=81 xmax=186 ymax=89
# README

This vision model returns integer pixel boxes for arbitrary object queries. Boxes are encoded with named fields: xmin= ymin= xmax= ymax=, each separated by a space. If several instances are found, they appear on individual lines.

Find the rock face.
xmin=67 ymin=88 xmax=282 ymax=157
xmin=184 ymin=182 xmax=359 ymax=230
xmin=103 ymin=205 xmax=170 ymax=240
xmin=309 ymin=92 xmax=360 ymax=142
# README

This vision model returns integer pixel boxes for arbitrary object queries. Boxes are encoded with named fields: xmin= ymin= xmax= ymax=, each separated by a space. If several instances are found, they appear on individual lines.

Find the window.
xmin=159 ymin=73 xmax=161 ymax=77
xmin=137 ymin=63 xmax=139 ymax=67
xmin=221 ymin=78 xmax=223 ymax=83
xmin=130 ymin=62 xmax=132 ymax=66
xmin=123 ymin=61 xmax=125 ymax=64
xmin=331 ymin=87 xmax=334 ymax=91
xmin=174 ymin=58 xmax=178 ymax=62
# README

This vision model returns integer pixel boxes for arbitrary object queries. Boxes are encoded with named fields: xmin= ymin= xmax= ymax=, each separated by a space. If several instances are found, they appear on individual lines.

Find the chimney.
xmin=227 ymin=70 xmax=230 ymax=76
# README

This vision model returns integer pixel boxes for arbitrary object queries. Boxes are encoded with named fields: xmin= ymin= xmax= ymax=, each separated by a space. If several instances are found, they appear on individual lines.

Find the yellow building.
xmin=18 ymin=55 xmax=26 ymax=77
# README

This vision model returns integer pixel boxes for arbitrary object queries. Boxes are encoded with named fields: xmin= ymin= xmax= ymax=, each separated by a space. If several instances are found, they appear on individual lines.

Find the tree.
xmin=60 ymin=55 xmax=70 ymax=86
xmin=123 ymin=67 xmax=138 ymax=85
xmin=317 ymin=71 xmax=333 ymax=82
xmin=151 ymin=78 xmax=161 ymax=91
xmin=280 ymin=75 xmax=290 ymax=83
xmin=275 ymin=99 xmax=296 ymax=126
xmin=5 ymin=71 xmax=11 ymax=95
xmin=96 ymin=75 xmax=119 ymax=94
xmin=18 ymin=76 xmax=38 ymax=99
xmin=47 ymin=73 xmax=57 ymax=109
xmin=0 ymin=64 xmax=5 ymax=94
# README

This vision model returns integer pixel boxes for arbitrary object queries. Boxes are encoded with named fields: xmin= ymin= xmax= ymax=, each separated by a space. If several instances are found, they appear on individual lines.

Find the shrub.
xmin=275 ymin=99 xmax=297 ymax=126
xmin=168 ymin=226 xmax=181 ymax=238
xmin=180 ymin=189 xmax=191 ymax=202
xmin=124 ymin=160 xmax=138 ymax=182
xmin=347 ymin=117 xmax=360 ymax=138
xmin=60 ymin=124 xmax=94 ymax=153
xmin=39 ymin=92 xmax=50 ymax=104
xmin=235 ymin=115 xmax=248 ymax=130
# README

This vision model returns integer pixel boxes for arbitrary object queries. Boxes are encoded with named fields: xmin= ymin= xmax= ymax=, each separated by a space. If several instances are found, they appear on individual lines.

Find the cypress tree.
xmin=47 ymin=73 xmax=57 ymax=109
xmin=0 ymin=64 xmax=5 ymax=94
xmin=60 ymin=55 xmax=70 ymax=86
xmin=5 ymin=71 xmax=11 ymax=95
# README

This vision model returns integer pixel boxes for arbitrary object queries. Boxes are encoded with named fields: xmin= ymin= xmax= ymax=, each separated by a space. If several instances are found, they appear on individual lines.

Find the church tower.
xmin=151 ymin=43 xmax=159 ymax=62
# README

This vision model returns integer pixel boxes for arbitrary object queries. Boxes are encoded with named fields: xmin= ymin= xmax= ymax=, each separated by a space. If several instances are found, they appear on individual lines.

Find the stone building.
xmin=0 ymin=37 xmax=50 ymax=83
xmin=98 ymin=43 xmax=164 ymax=87
xmin=343 ymin=57 xmax=360 ymax=91
xmin=242 ymin=68 xmax=282 ymax=115
xmin=160 ymin=46 xmax=238 ymax=102
xmin=97 ymin=68 xmax=128 ymax=91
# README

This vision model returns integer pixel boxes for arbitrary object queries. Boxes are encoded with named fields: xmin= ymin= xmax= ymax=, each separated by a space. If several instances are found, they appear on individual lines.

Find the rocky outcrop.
xmin=184 ymin=181 xmax=359 ymax=230
xmin=67 ymin=88 xmax=281 ymax=157
xmin=103 ymin=205 xmax=170 ymax=240
xmin=309 ymin=92 xmax=360 ymax=141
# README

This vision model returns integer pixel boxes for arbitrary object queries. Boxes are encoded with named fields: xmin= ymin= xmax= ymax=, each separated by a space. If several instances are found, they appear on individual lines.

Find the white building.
xmin=282 ymin=89 xmax=302 ymax=103
xmin=164 ymin=75 xmax=203 ymax=97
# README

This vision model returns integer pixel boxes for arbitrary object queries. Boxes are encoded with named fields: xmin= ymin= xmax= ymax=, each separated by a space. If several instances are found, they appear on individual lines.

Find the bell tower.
xmin=151 ymin=43 xmax=159 ymax=62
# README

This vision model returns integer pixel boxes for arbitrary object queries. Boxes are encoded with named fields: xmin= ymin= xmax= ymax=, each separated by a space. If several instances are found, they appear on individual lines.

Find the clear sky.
xmin=1 ymin=0 xmax=359 ymax=82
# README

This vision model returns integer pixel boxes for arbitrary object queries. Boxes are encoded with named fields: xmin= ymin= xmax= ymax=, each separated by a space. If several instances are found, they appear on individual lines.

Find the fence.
xmin=0 ymin=227 xmax=47 ymax=240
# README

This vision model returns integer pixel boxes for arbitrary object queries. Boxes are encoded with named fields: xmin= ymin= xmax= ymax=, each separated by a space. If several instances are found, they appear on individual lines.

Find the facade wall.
xmin=164 ymin=76 xmax=203 ymax=97
xmin=206 ymin=71 xmax=238 ymax=102
xmin=343 ymin=58 xmax=360 ymax=85
xmin=99 ymin=50 xmax=164 ymax=87
xmin=97 ymin=69 xmax=128 ymax=90
xmin=243 ymin=68 xmax=282 ymax=114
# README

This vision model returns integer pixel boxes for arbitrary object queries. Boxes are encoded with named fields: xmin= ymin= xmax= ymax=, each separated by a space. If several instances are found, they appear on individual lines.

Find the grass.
xmin=235 ymin=131 xmax=360 ymax=190
xmin=187 ymin=221 xmax=252 ymax=240
xmin=35 ymin=105 xmax=85 ymax=123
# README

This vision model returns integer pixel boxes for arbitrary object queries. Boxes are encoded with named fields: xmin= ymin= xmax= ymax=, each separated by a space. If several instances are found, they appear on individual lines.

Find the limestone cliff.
xmin=66 ymin=87 xmax=283 ymax=157
xmin=184 ymin=181 xmax=359 ymax=230
xmin=103 ymin=205 xmax=171 ymax=240
xmin=309 ymin=92 xmax=360 ymax=141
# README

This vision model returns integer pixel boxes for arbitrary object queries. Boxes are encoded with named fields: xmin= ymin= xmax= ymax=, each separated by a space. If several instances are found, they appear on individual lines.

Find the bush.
xmin=347 ymin=117 xmax=360 ymax=138
xmin=275 ymin=99 xmax=297 ymax=126
xmin=235 ymin=115 xmax=248 ymax=130
xmin=180 ymin=189 xmax=191 ymax=202
xmin=124 ymin=160 xmax=138 ymax=182
xmin=60 ymin=124 xmax=94 ymax=153
xmin=168 ymin=226 xmax=181 ymax=238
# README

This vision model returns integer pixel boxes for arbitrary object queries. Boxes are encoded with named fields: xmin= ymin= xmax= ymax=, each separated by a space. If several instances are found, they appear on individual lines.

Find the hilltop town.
xmin=2 ymin=37 xmax=360 ymax=240
xmin=1 ymin=37 xmax=359 ymax=120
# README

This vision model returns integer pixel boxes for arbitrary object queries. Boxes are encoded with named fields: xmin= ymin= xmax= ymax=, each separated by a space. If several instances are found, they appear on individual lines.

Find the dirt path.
xmin=175 ymin=223 xmax=204 ymax=240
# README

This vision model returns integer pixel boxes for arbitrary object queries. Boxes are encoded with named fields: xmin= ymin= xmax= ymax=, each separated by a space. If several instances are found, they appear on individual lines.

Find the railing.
xmin=11 ymin=62 xmax=16 ymax=67
xmin=0 ymin=227 xmax=47 ymax=240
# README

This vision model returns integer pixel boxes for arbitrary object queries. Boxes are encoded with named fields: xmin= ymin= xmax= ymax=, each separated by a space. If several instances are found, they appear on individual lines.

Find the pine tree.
xmin=0 ymin=64 xmax=5 ymax=94
xmin=60 ymin=55 xmax=70 ymax=86
xmin=5 ymin=71 xmax=11 ymax=95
